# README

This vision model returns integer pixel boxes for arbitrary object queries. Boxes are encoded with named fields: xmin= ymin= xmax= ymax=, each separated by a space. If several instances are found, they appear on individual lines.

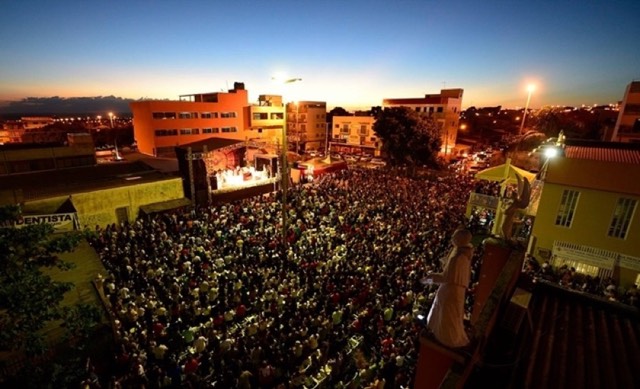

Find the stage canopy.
xmin=475 ymin=162 xmax=537 ymax=184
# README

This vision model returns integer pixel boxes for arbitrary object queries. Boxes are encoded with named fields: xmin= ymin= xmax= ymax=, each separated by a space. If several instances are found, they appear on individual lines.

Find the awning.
xmin=475 ymin=161 xmax=537 ymax=184
xmin=139 ymin=198 xmax=191 ymax=215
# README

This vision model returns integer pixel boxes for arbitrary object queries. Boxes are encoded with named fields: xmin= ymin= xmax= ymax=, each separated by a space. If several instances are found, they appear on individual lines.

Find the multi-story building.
xmin=0 ymin=133 xmax=96 ymax=175
xmin=286 ymin=101 xmax=327 ymax=153
xmin=609 ymin=81 xmax=640 ymax=143
xmin=383 ymin=88 xmax=464 ymax=155
xmin=131 ymin=83 xmax=286 ymax=157
xmin=0 ymin=117 xmax=55 ymax=144
xmin=529 ymin=141 xmax=640 ymax=288
xmin=329 ymin=115 xmax=379 ymax=156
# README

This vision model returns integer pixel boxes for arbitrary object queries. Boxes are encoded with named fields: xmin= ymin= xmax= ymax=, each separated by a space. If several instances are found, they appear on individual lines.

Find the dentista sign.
xmin=14 ymin=213 xmax=78 ymax=231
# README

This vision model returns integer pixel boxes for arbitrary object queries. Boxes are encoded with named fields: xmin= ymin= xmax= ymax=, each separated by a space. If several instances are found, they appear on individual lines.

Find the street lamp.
xmin=272 ymin=76 xmax=302 ymax=257
xmin=108 ymin=112 xmax=122 ymax=160
xmin=519 ymin=84 xmax=535 ymax=135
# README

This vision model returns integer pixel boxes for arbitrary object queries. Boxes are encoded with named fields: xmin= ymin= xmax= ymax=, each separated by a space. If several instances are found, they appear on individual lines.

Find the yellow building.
xmin=530 ymin=143 xmax=640 ymax=288
xmin=329 ymin=115 xmax=379 ymax=156
xmin=609 ymin=81 xmax=640 ymax=143
xmin=247 ymin=94 xmax=286 ymax=151
xmin=383 ymin=88 xmax=463 ymax=156
xmin=0 ymin=161 xmax=187 ymax=228
xmin=286 ymin=101 xmax=327 ymax=153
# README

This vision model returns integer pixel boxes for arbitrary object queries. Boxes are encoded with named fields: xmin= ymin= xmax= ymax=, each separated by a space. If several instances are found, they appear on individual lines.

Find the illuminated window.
xmin=155 ymin=129 xmax=177 ymax=136
xmin=253 ymin=112 xmax=268 ymax=120
xmin=152 ymin=112 xmax=176 ymax=119
xmin=555 ymin=190 xmax=580 ymax=227
xmin=551 ymin=257 xmax=599 ymax=277
xmin=608 ymin=197 xmax=637 ymax=239
xmin=270 ymin=113 xmax=283 ymax=120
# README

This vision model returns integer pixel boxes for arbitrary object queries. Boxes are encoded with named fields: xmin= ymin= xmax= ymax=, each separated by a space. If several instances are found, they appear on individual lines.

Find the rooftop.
xmin=0 ymin=161 xmax=179 ymax=201
xmin=564 ymin=146 xmax=640 ymax=164
xmin=516 ymin=281 xmax=640 ymax=388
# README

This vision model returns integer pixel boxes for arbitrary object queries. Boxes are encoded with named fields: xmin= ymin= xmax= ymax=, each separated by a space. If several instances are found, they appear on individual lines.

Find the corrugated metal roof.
xmin=520 ymin=282 xmax=640 ymax=388
xmin=565 ymin=146 xmax=640 ymax=164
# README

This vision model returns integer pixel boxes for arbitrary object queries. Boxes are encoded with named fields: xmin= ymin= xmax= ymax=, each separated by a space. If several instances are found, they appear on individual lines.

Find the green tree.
xmin=373 ymin=107 xmax=442 ymax=170
xmin=0 ymin=205 xmax=95 ymax=356
xmin=0 ymin=205 xmax=104 ymax=387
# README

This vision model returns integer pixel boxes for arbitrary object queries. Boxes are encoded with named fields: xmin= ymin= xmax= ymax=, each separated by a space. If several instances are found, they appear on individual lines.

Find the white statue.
xmin=422 ymin=228 xmax=474 ymax=348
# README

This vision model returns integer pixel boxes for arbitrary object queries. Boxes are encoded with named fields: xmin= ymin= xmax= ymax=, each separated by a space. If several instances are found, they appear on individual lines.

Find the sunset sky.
xmin=1 ymin=0 xmax=639 ymax=110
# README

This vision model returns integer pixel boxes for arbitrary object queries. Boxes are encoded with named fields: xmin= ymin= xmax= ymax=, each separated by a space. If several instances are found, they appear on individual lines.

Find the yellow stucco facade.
xmin=23 ymin=178 xmax=185 ymax=228
xmin=530 ymin=157 xmax=640 ymax=287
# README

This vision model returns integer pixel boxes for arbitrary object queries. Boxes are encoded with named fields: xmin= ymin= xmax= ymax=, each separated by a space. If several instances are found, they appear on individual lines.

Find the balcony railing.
xmin=468 ymin=193 xmax=499 ymax=209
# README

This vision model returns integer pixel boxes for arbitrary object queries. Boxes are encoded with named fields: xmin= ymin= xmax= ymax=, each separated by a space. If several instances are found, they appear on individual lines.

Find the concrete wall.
xmin=24 ymin=178 xmax=185 ymax=228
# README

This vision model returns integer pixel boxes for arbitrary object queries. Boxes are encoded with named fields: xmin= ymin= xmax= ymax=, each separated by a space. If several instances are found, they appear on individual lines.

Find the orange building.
xmin=131 ymin=82 xmax=264 ymax=157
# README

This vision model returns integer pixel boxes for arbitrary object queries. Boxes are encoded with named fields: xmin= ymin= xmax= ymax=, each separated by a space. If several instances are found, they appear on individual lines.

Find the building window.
xmin=201 ymin=112 xmax=217 ymax=119
xmin=192 ymin=128 xmax=200 ymax=135
xmin=624 ymin=104 xmax=640 ymax=115
xmin=155 ymin=129 xmax=178 ymax=136
xmin=551 ymin=257 xmax=599 ymax=277
xmin=221 ymin=127 xmax=237 ymax=133
xmin=341 ymin=125 xmax=350 ymax=135
xmin=253 ymin=112 xmax=269 ymax=120
xmin=152 ymin=112 xmax=177 ymax=119
xmin=221 ymin=112 xmax=237 ymax=118
xmin=608 ymin=197 xmax=637 ymax=239
xmin=437 ymin=107 xmax=443 ymax=113
xmin=180 ymin=128 xmax=193 ymax=135
xmin=202 ymin=128 xmax=214 ymax=134
xmin=270 ymin=112 xmax=283 ymax=120
xmin=178 ymin=112 xmax=198 ymax=119
xmin=555 ymin=190 xmax=580 ymax=227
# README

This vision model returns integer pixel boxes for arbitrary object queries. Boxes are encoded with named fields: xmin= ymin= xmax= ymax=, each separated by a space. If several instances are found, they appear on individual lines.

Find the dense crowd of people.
xmin=89 ymin=168 xmax=479 ymax=388
xmin=523 ymin=257 xmax=640 ymax=308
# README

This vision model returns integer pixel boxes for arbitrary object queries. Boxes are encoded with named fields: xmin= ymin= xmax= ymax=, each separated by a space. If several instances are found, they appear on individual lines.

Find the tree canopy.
xmin=0 ymin=206 xmax=93 ymax=356
xmin=373 ymin=107 xmax=442 ymax=168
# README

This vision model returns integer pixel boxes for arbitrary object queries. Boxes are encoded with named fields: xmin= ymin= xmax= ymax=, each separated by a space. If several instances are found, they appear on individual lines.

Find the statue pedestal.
xmin=471 ymin=239 xmax=514 ymax=324
xmin=414 ymin=334 xmax=468 ymax=389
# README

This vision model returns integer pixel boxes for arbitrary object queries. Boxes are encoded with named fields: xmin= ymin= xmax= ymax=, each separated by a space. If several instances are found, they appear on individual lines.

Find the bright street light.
xmin=108 ymin=112 xmax=114 ymax=128
xmin=519 ymin=84 xmax=536 ymax=135
xmin=544 ymin=147 xmax=559 ymax=159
